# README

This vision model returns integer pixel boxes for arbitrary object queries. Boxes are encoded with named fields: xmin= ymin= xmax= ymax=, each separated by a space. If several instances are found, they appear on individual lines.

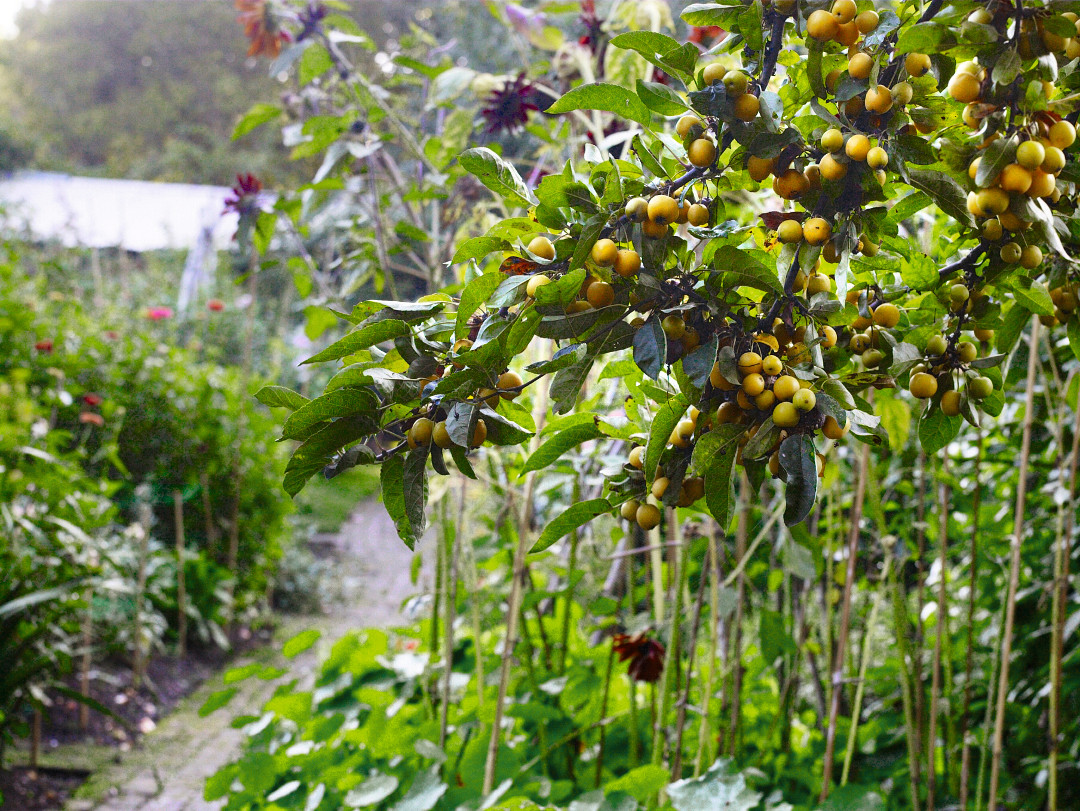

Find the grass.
xmin=293 ymin=466 xmax=381 ymax=533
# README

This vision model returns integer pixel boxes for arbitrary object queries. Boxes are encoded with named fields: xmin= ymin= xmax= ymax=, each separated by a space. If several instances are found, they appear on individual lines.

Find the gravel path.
xmin=65 ymin=498 xmax=431 ymax=811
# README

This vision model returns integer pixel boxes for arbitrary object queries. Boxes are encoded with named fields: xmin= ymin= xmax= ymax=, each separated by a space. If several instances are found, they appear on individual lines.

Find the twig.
xmin=928 ymin=454 xmax=951 ymax=809
xmin=959 ymin=430 xmax=984 ymax=811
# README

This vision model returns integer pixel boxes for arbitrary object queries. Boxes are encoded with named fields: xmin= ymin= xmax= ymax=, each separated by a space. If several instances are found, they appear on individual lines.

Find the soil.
xmin=0 ymin=767 xmax=88 ymax=811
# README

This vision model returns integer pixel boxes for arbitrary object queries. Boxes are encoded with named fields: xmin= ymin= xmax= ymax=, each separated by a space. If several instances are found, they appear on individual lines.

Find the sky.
xmin=0 ymin=0 xmax=29 ymax=38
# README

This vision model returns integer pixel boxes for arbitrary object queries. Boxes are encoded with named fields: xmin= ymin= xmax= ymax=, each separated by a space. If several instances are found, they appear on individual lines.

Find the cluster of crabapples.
xmin=1047 ymin=279 xmax=1080 ymax=326
xmin=400 ymin=365 xmax=526 ymax=453
xmin=617 ymin=335 xmax=848 ymax=532
xmin=906 ymin=323 xmax=996 ymax=417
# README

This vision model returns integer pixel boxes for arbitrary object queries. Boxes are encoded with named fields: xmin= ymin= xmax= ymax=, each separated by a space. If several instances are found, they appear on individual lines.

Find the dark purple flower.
xmin=223 ymin=173 xmax=265 ymax=217
xmin=480 ymin=74 xmax=542 ymax=134
xmin=296 ymin=2 xmax=328 ymax=42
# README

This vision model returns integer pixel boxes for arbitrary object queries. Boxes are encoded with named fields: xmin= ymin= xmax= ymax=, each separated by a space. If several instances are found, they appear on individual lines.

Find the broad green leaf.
xmin=975 ymin=134 xmax=1017 ymax=187
xmin=903 ymin=169 xmax=975 ymax=228
xmin=918 ymin=407 xmax=960 ymax=454
xmin=520 ymin=417 xmax=603 ymax=475
xmin=452 ymin=236 xmax=511 ymax=265
xmin=254 ymin=385 xmax=309 ymax=412
xmin=712 ymin=245 xmax=784 ymax=294
xmin=547 ymin=83 xmax=652 ymax=129
xmin=550 ymin=359 xmax=593 ymax=415
xmin=645 ymin=394 xmax=690 ymax=483
xmin=1012 ymin=279 xmax=1055 ymax=316
xmin=380 ymin=450 xmax=428 ymax=549
xmin=284 ymin=414 xmax=373 ymax=496
xmin=531 ymin=499 xmax=612 ymax=553
xmin=760 ymin=608 xmax=796 ymax=664
xmin=346 ymin=774 xmax=400 ymax=808
xmin=633 ymin=314 xmax=667 ymax=379
xmin=459 ymin=147 xmax=538 ymax=208
xmin=282 ymin=389 xmax=378 ymax=441
xmin=603 ymin=765 xmax=671 ymax=802
xmin=456 ymin=272 xmax=503 ymax=339
xmin=636 ymin=80 xmax=689 ymax=115
xmin=526 ymin=343 xmax=587 ymax=374
xmin=302 ymin=320 xmax=411 ymax=365
xmin=282 ymin=629 xmax=321 ymax=658
xmin=779 ymin=434 xmax=817 ymax=526
xmin=232 ymin=103 xmax=281 ymax=140
xmin=668 ymin=759 xmax=762 ymax=811
xmin=198 ymin=687 xmax=238 ymax=717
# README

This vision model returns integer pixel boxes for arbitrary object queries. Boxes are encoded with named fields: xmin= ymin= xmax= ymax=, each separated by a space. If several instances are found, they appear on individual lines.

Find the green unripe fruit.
xmin=969 ymin=376 xmax=994 ymax=399
xmin=949 ymin=283 xmax=970 ymax=303
xmin=792 ymin=389 xmax=817 ymax=412
xmin=958 ymin=340 xmax=978 ymax=363
xmin=926 ymin=334 xmax=948 ymax=356
xmin=1016 ymin=140 xmax=1046 ymax=171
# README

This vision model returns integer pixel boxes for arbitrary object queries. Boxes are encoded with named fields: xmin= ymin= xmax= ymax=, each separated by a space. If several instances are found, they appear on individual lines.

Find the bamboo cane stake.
xmin=988 ymin=318 xmax=1040 ymax=811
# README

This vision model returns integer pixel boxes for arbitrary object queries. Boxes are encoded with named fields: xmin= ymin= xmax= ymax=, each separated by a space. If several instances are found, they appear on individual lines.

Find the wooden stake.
xmin=173 ymin=490 xmax=188 ymax=658
xmin=820 ymin=441 xmax=869 ymax=801
xmin=988 ymin=318 xmax=1040 ymax=811
xmin=959 ymin=430 xmax=983 ymax=811
xmin=132 ymin=500 xmax=152 ymax=688
xmin=1048 ymin=379 xmax=1080 ymax=811
xmin=727 ymin=478 xmax=750 ymax=756
xmin=928 ymin=455 xmax=950 ymax=810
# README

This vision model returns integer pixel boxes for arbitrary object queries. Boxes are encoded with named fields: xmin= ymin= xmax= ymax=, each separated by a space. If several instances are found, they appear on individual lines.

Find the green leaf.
xmin=459 ymin=147 xmax=538 ymax=208
xmin=1012 ymin=279 xmax=1055 ymax=316
xmin=712 ymin=245 xmax=784 ymax=294
xmin=918 ymin=407 xmax=960 ymax=454
xmin=346 ymin=774 xmax=400 ymax=808
xmin=550 ymin=359 xmax=593 ymax=415
xmin=283 ymin=629 xmax=321 ymax=658
xmin=807 ymin=37 xmax=827 ymax=98
xmin=452 ymin=236 xmax=511 ymax=265
xmin=531 ymin=499 xmax=612 ymax=553
xmin=895 ymin=22 xmax=954 ymax=54
xmin=903 ymin=169 xmax=975 ymax=228
xmin=198 ymin=687 xmax=238 ymax=717
xmin=570 ymin=214 xmax=609 ymax=271
xmin=683 ymin=335 xmax=719 ymax=389
xmin=1068 ymin=317 xmax=1080 ymax=363
xmin=456 ymin=272 xmax=504 ymax=339
xmin=818 ymin=784 xmax=886 ymax=811
xmin=520 ymin=417 xmax=603 ymax=475
xmin=390 ymin=768 xmax=446 ymax=811
xmin=975 ymin=134 xmax=1017 ymax=187
xmin=302 ymin=320 xmax=411 ymax=365
xmin=526 ymin=343 xmax=588 ymax=374
xmin=604 ymin=765 xmax=671 ymax=802
xmin=282 ymin=389 xmax=378 ymax=441
xmin=254 ymin=385 xmax=309 ymax=412
xmin=760 ymin=608 xmax=796 ymax=665
xmin=284 ymin=414 xmax=374 ymax=496
xmin=636 ymin=80 xmax=689 ymax=115
xmin=645 ymin=394 xmax=690 ymax=483
xmin=779 ymin=434 xmax=817 ymax=527
xmin=697 ymin=426 xmax=743 ymax=530
xmin=633 ymin=314 xmax=667 ymax=379
xmin=547 ymin=82 xmax=652 ymax=129
xmin=232 ymin=103 xmax=281 ymax=140
xmin=668 ymin=759 xmax=762 ymax=811
xmin=380 ymin=451 xmax=428 ymax=549
xmin=610 ymin=31 xmax=695 ymax=81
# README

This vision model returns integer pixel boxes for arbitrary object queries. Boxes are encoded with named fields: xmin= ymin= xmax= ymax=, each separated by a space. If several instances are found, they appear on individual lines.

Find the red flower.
xmin=207 ymin=299 xmax=225 ymax=312
xmin=612 ymin=633 xmax=666 ymax=683
xmin=104 ymin=331 xmax=120 ymax=341
xmin=147 ymin=307 xmax=173 ymax=321
xmin=79 ymin=412 xmax=105 ymax=427
xmin=34 ymin=339 xmax=53 ymax=353
xmin=688 ymin=26 xmax=725 ymax=46
xmin=235 ymin=0 xmax=291 ymax=58
xmin=82 ymin=393 xmax=103 ymax=407
xmin=480 ymin=74 xmax=542 ymax=135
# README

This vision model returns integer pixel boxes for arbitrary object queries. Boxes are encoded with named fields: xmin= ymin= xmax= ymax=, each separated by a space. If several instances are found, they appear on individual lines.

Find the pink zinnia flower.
xmin=147 ymin=307 xmax=174 ymax=321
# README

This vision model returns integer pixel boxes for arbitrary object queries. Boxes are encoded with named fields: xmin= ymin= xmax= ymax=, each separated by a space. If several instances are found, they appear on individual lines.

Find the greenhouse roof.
xmin=0 ymin=171 xmax=239 ymax=252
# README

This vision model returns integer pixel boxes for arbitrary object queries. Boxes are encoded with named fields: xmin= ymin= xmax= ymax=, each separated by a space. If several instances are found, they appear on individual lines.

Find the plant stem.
xmin=652 ymin=510 xmax=687 ymax=773
xmin=988 ymin=317 xmax=1040 ymax=811
xmin=173 ymin=490 xmax=187 ymax=658
xmin=439 ymin=481 xmax=463 ymax=749
xmin=727 ymin=478 xmax=750 ymax=756
xmin=928 ymin=455 xmax=950 ymax=810
xmin=1048 ymin=376 xmax=1080 ymax=811
xmin=595 ymin=644 xmax=616 ymax=788
xmin=841 ymin=555 xmax=891 ymax=786
xmin=959 ymin=430 xmax=983 ymax=811
xmin=672 ymin=547 xmax=709 ymax=780
xmin=559 ymin=477 xmax=582 ymax=675
xmin=913 ymin=448 xmax=928 ymax=787
xmin=695 ymin=525 xmax=722 ymax=777
xmin=820 ymin=441 xmax=869 ymax=801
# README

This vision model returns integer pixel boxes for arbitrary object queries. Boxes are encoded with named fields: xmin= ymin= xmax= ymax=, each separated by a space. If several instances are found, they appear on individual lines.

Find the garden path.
xmin=65 ymin=497 xmax=430 ymax=811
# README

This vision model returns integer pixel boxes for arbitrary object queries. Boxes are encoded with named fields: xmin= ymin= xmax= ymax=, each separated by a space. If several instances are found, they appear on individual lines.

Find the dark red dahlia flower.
xmin=480 ymin=74 xmax=542 ymax=134
xmin=613 ymin=632 xmax=666 ymax=683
